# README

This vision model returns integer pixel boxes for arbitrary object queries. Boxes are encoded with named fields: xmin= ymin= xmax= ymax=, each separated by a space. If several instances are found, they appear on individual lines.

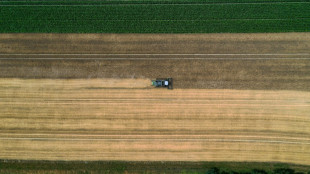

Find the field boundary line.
xmin=5 ymin=102 xmax=309 ymax=106
xmin=1 ymin=54 xmax=309 ymax=55
xmin=1 ymin=57 xmax=309 ymax=60
xmin=2 ymin=134 xmax=310 ymax=141
xmin=2 ymin=133 xmax=309 ymax=139
xmin=1 ymin=99 xmax=290 ymax=101
xmin=1 ymin=2 xmax=310 ymax=6
xmin=1 ymin=137 xmax=310 ymax=145
xmin=5 ymin=19 xmax=310 ymax=21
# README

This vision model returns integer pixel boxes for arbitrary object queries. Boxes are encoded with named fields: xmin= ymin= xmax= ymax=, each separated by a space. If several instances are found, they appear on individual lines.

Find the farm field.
xmin=1 ymin=78 xmax=310 ymax=164
xmin=0 ymin=33 xmax=310 ymax=168
xmin=1 ymin=33 xmax=310 ymax=91
xmin=1 ymin=161 xmax=310 ymax=174
xmin=0 ymin=0 xmax=309 ymax=33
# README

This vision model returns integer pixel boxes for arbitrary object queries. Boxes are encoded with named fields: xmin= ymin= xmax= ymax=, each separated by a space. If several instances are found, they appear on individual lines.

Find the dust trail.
xmin=0 ymin=78 xmax=151 ymax=89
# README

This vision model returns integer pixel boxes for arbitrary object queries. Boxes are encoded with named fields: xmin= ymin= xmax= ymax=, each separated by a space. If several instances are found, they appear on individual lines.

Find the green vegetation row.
xmin=1 ymin=160 xmax=310 ymax=174
xmin=0 ymin=1 xmax=309 ymax=33
xmin=1 ymin=0 xmax=309 ymax=5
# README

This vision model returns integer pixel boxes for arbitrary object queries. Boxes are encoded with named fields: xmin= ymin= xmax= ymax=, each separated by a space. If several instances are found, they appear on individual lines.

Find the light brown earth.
xmin=0 ymin=33 xmax=310 ymax=165
xmin=1 ymin=33 xmax=309 ymax=54
xmin=1 ymin=33 xmax=310 ymax=90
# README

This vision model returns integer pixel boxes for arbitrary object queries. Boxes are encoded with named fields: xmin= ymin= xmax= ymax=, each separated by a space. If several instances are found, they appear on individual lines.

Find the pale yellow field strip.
xmin=1 ymin=78 xmax=310 ymax=164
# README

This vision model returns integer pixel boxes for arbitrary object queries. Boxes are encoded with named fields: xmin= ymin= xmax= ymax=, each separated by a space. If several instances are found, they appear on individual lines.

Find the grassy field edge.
xmin=1 ymin=160 xmax=310 ymax=174
xmin=1 ymin=0 xmax=308 ymax=5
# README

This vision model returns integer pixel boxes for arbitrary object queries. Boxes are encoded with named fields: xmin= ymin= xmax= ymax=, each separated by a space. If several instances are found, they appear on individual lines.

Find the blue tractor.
xmin=152 ymin=78 xmax=173 ymax=89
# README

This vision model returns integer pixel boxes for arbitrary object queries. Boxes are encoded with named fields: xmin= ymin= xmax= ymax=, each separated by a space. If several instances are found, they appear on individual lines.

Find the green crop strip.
xmin=0 ymin=0 xmax=309 ymax=33
xmin=1 ymin=0 xmax=309 ymax=5
xmin=1 ymin=160 xmax=310 ymax=174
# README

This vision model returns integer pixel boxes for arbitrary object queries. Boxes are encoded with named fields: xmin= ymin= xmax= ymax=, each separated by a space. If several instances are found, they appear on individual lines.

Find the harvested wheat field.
xmin=0 ymin=33 xmax=310 ymax=165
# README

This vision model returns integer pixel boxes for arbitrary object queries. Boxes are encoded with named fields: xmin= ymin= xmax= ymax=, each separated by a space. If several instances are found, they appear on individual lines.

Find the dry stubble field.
xmin=0 ymin=33 xmax=310 ymax=165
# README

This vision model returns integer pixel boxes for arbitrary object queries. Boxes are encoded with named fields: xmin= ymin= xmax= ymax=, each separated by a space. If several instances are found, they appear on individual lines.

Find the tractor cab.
xmin=151 ymin=78 xmax=173 ymax=89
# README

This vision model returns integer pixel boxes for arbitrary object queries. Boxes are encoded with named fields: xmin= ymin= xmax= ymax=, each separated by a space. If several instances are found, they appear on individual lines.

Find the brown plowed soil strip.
xmin=1 ymin=59 xmax=309 ymax=90
xmin=0 ymin=33 xmax=310 ymax=90
xmin=1 ymin=33 xmax=309 ymax=54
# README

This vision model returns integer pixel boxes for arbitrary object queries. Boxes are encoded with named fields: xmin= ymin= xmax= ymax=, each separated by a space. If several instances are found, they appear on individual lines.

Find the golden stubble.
xmin=1 ymin=78 xmax=310 ymax=164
